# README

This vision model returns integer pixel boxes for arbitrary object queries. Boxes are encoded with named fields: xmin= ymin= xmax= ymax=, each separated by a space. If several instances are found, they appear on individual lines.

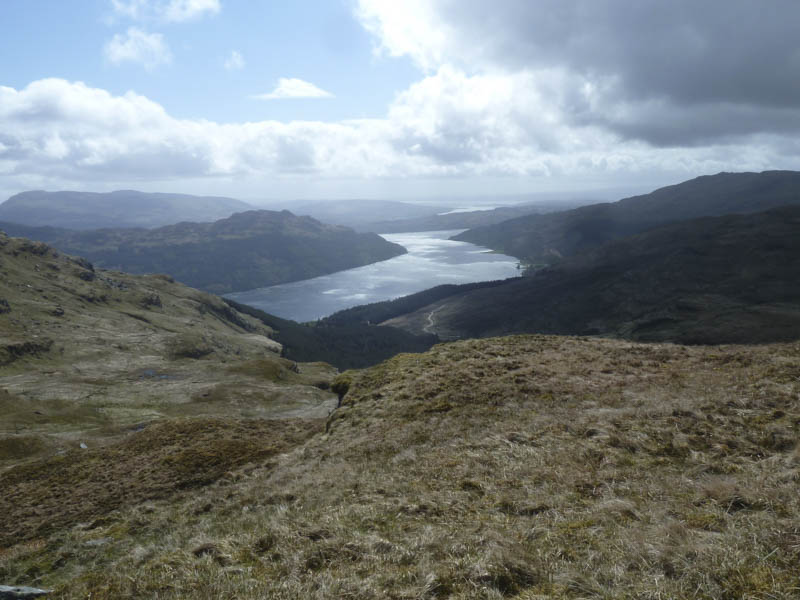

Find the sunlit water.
xmin=225 ymin=230 xmax=520 ymax=322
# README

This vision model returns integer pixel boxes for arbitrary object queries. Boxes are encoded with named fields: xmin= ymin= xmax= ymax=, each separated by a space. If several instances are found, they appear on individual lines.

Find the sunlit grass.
xmin=2 ymin=335 xmax=799 ymax=598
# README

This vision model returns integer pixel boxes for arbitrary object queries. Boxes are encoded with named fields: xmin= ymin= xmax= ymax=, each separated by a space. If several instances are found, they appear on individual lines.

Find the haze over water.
xmin=226 ymin=230 xmax=520 ymax=322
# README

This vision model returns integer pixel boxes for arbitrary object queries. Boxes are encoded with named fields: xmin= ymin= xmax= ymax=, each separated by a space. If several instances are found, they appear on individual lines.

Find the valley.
xmin=225 ymin=230 xmax=519 ymax=322
xmin=383 ymin=206 xmax=800 ymax=344
xmin=1 ymin=170 xmax=799 ymax=598
xmin=3 ymin=5 xmax=800 ymax=597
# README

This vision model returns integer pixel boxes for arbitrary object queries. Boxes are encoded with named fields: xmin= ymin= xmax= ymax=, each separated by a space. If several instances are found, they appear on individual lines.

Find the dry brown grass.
xmin=0 ymin=418 xmax=322 ymax=547
xmin=2 ymin=335 xmax=799 ymax=598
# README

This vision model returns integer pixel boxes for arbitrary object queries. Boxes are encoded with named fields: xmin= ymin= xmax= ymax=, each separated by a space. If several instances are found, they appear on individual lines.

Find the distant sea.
xmin=225 ymin=230 xmax=519 ymax=322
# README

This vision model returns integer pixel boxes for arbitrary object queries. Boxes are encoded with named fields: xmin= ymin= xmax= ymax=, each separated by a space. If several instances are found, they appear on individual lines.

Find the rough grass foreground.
xmin=2 ymin=335 xmax=799 ymax=598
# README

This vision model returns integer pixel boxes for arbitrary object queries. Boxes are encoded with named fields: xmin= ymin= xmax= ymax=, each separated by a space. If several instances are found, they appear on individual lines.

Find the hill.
xmin=2 ymin=334 xmax=798 ymax=597
xmin=0 ymin=210 xmax=406 ymax=294
xmin=383 ymin=206 xmax=800 ymax=343
xmin=0 ymin=190 xmax=252 ymax=229
xmin=454 ymin=170 xmax=800 ymax=263
xmin=364 ymin=199 xmax=586 ymax=233
xmin=286 ymin=199 xmax=446 ymax=229
xmin=320 ymin=278 xmax=519 ymax=328
xmin=0 ymin=231 xmax=342 ymax=470
xmin=224 ymin=298 xmax=437 ymax=370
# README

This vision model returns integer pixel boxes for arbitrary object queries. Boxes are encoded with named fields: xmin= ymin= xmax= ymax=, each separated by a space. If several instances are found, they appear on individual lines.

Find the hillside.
xmin=321 ymin=278 xmax=519 ymax=328
xmin=2 ymin=334 xmax=798 ymax=597
xmin=224 ymin=298 xmax=438 ymax=370
xmin=364 ymin=199 xmax=585 ymax=234
xmin=384 ymin=206 xmax=800 ymax=343
xmin=0 ymin=210 xmax=406 ymax=294
xmin=0 ymin=190 xmax=252 ymax=229
xmin=287 ymin=199 xmax=446 ymax=229
xmin=0 ymin=232 xmax=342 ymax=472
xmin=454 ymin=170 xmax=800 ymax=263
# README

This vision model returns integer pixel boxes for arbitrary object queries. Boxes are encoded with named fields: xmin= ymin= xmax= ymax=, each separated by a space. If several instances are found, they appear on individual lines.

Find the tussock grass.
xmin=0 ymin=418 xmax=321 ymax=547
xmin=2 ymin=335 xmax=800 ymax=598
xmin=228 ymin=356 xmax=299 ymax=382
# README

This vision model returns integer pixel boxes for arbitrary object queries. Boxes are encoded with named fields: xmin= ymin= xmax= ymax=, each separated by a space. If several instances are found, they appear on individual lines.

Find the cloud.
xmin=0 ymin=79 xmax=388 ymax=184
xmin=109 ymin=0 xmax=149 ymax=20
xmin=162 ymin=0 xmax=220 ymax=22
xmin=224 ymin=50 xmax=245 ymax=71
xmin=356 ymin=0 xmax=800 ymax=146
xmin=110 ymin=0 xmax=220 ymax=23
xmin=104 ymin=27 xmax=172 ymax=69
xmin=253 ymin=78 xmax=334 ymax=100
xmin=4 ymin=1 xmax=797 ymax=200
xmin=1 ymin=78 xmax=795 ymax=199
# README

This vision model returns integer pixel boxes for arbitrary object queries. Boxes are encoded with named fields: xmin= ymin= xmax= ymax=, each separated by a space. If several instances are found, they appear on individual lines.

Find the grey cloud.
xmin=587 ymin=101 xmax=800 ymax=147
xmin=418 ymin=0 xmax=800 ymax=144
xmin=274 ymin=137 xmax=317 ymax=173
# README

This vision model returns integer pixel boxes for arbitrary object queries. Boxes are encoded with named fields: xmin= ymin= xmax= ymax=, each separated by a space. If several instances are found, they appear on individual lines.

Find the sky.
xmin=1 ymin=0 xmax=800 ymax=203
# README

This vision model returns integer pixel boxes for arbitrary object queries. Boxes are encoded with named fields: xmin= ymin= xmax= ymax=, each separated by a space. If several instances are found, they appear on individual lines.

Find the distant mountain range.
xmin=0 ymin=190 xmax=252 ymax=229
xmin=0 ymin=210 xmax=406 ymax=294
xmin=454 ymin=170 xmax=800 ymax=264
xmin=380 ymin=205 xmax=800 ymax=344
xmin=286 ymin=199 xmax=447 ymax=229
xmin=361 ymin=200 xmax=586 ymax=233
xmin=274 ymin=197 xmax=590 ymax=233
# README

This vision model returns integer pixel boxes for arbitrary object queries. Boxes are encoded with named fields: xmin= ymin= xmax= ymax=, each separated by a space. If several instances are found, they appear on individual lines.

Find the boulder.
xmin=0 ymin=585 xmax=52 ymax=599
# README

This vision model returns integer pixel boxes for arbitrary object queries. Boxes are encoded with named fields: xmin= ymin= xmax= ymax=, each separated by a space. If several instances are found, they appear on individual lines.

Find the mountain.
xmin=361 ymin=199 xmax=585 ymax=233
xmin=286 ymin=199 xmax=446 ymax=228
xmin=454 ymin=170 xmax=800 ymax=264
xmin=382 ymin=206 xmax=800 ymax=344
xmin=0 ymin=210 xmax=406 ymax=294
xmin=0 ymin=190 xmax=252 ymax=229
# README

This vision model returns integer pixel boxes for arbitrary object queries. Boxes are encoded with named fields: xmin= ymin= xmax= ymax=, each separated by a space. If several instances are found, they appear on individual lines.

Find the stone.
xmin=0 ymin=585 xmax=52 ymax=599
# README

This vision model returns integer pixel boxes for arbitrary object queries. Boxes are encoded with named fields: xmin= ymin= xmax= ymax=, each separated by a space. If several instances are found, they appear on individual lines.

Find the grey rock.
xmin=84 ymin=537 xmax=112 ymax=546
xmin=0 ymin=585 xmax=52 ymax=599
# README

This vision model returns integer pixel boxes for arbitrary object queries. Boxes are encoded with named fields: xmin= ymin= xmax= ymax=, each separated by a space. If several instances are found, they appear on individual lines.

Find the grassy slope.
xmin=2 ymin=335 xmax=798 ymax=598
xmin=0 ymin=233 xmax=339 ymax=469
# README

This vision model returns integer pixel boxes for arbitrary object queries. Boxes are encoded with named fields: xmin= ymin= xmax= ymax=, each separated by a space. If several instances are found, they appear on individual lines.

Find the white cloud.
xmin=162 ymin=0 xmax=220 ymax=22
xmin=355 ymin=0 xmax=448 ymax=72
xmin=253 ymin=78 xmax=334 ymax=100
xmin=104 ymin=27 xmax=172 ymax=69
xmin=224 ymin=50 xmax=245 ymax=71
xmin=3 ymin=1 xmax=794 ymax=200
xmin=1 ymin=78 xmax=794 ymax=200
xmin=354 ymin=0 xmax=800 ymax=147
xmin=110 ymin=0 xmax=220 ymax=23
